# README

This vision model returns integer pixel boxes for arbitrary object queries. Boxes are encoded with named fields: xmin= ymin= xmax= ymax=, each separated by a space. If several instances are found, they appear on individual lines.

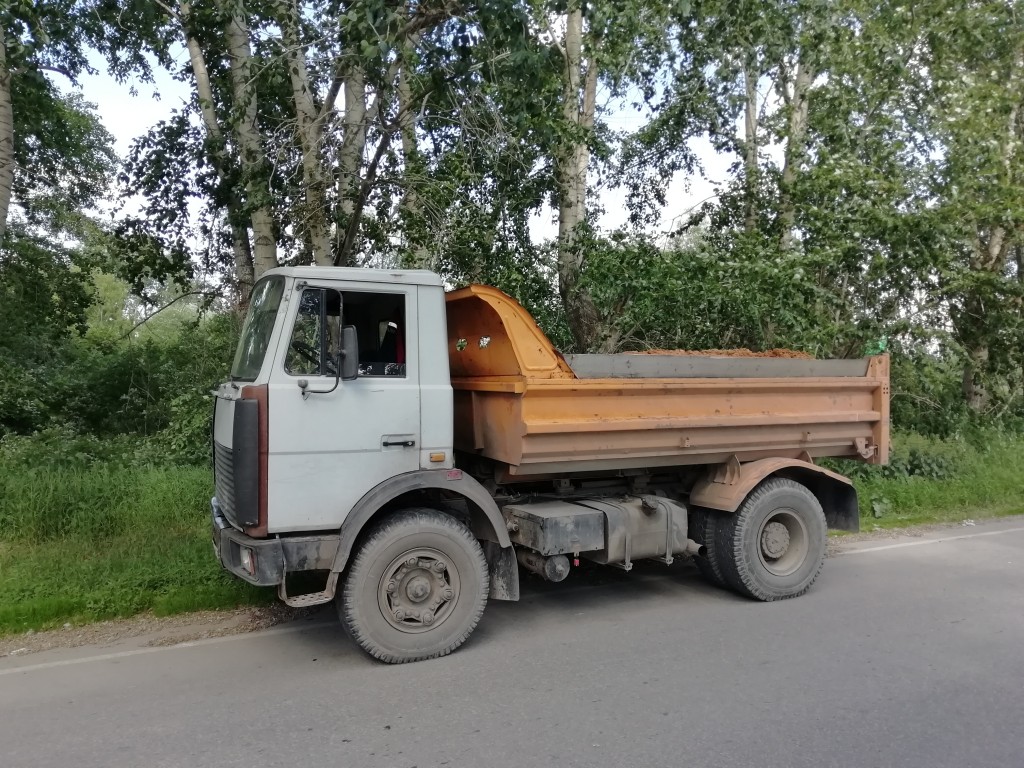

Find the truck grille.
xmin=214 ymin=441 xmax=239 ymax=528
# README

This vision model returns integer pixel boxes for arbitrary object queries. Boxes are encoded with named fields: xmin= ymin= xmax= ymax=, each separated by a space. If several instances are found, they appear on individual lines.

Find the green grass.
xmin=0 ymin=464 xmax=271 ymax=636
xmin=1 ymin=433 xmax=1022 ymax=636
xmin=834 ymin=433 xmax=1024 ymax=529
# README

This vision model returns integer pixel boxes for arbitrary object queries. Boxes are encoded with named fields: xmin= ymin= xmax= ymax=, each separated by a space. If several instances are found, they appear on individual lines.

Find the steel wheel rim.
xmin=377 ymin=547 xmax=460 ymax=634
xmin=756 ymin=508 xmax=808 ymax=577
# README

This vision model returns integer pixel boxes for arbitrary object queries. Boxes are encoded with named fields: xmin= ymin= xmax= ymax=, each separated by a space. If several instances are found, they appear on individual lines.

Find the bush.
xmin=828 ymin=432 xmax=1024 ymax=526
xmin=1 ymin=308 xmax=238 ymax=465
xmin=0 ymin=427 xmax=159 ymax=469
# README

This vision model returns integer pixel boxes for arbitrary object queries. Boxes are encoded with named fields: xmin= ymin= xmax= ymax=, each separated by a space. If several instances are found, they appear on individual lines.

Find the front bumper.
xmin=211 ymin=498 xmax=341 ymax=587
xmin=212 ymin=497 xmax=285 ymax=586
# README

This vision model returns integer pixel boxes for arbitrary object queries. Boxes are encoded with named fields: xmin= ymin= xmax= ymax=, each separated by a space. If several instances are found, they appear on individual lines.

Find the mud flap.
xmin=483 ymin=541 xmax=520 ymax=601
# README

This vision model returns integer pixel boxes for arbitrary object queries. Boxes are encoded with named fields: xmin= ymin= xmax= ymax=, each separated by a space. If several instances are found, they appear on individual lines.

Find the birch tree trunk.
xmin=0 ymin=37 xmax=14 ymax=250
xmin=1016 ymin=242 xmax=1023 ymax=294
xmin=276 ymin=0 xmax=332 ymax=265
xmin=336 ymin=67 xmax=367 ymax=266
xmin=179 ymin=2 xmax=255 ymax=304
xmin=397 ymin=53 xmax=429 ymax=269
xmin=778 ymin=57 xmax=813 ymax=252
xmin=219 ymin=0 xmax=278 ymax=277
xmin=959 ymin=54 xmax=1022 ymax=411
xmin=742 ymin=63 xmax=758 ymax=233
xmin=962 ymin=226 xmax=1010 ymax=411
xmin=556 ymin=5 xmax=601 ymax=351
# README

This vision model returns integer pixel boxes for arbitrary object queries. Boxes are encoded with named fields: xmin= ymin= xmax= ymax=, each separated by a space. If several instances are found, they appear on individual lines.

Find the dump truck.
xmin=212 ymin=267 xmax=890 ymax=663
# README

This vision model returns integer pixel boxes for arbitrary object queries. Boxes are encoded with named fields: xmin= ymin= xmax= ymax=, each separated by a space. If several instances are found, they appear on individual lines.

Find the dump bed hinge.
xmin=854 ymin=437 xmax=876 ymax=460
xmin=711 ymin=455 xmax=742 ymax=485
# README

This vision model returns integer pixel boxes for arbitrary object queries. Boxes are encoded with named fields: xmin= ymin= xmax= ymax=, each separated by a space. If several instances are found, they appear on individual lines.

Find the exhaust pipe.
xmin=517 ymin=550 xmax=571 ymax=582
xmin=683 ymin=539 xmax=707 ymax=558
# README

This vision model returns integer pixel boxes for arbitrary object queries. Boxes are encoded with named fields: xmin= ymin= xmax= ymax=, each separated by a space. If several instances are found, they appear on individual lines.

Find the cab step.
xmin=278 ymin=571 xmax=339 ymax=607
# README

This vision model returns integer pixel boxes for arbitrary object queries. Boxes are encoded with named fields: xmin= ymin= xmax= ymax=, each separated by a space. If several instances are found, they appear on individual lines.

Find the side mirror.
xmin=340 ymin=325 xmax=359 ymax=381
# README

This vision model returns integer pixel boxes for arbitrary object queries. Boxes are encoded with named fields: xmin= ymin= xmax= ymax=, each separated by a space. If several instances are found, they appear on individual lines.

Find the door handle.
xmin=382 ymin=439 xmax=416 ymax=448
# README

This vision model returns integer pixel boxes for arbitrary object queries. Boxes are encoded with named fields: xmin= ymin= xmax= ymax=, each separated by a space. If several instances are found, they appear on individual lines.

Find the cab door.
xmin=266 ymin=283 xmax=420 ymax=533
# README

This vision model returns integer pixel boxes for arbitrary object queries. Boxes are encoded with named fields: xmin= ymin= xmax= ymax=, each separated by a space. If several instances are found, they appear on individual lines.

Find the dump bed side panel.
xmin=446 ymin=285 xmax=890 ymax=478
xmin=454 ymin=374 xmax=887 ymax=477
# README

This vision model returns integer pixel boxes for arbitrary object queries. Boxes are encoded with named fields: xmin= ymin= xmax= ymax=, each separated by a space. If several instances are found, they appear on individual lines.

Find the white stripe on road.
xmin=0 ymin=621 xmax=334 ymax=677
xmin=835 ymin=525 xmax=1024 ymax=556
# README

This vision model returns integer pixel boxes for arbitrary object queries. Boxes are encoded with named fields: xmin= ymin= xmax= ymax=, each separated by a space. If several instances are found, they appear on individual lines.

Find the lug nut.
xmin=406 ymin=557 xmax=418 ymax=567
xmin=442 ymin=588 xmax=454 ymax=601
xmin=394 ymin=609 xmax=405 ymax=621
xmin=422 ymin=611 xmax=434 ymax=625
xmin=386 ymin=580 xmax=396 ymax=593
xmin=432 ymin=561 xmax=446 ymax=573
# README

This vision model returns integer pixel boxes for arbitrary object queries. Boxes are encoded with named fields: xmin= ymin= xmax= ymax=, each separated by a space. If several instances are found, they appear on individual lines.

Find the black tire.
xmin=714 ymin=478 xmax=826 ymax=601
xmin=339 ymin=508 xmax=489 ymax=663
xmin=689 ymin=506 xmax=726 ymax=588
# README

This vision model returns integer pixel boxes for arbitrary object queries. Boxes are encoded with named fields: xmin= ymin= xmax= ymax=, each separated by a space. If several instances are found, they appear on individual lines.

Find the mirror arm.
xmin=297 ymin=369 xmax=340 ymax=400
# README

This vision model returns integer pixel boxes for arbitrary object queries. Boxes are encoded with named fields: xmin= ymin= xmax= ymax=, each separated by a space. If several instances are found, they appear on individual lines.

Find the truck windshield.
xmin=231 ymin=277 xmax=285 ymax=381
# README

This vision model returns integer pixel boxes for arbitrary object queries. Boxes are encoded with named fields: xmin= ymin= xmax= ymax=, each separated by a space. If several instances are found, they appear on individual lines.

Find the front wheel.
xmin=714 ymin=478 xmax=827 ymax=601
xmin=339 ymin=508 xmax=489 ymax=663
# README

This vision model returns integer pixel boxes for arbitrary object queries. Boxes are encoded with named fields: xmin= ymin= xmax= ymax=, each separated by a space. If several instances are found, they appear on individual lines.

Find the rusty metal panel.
xmin=445 ymin=285 xmax=574 ymax=379
xmin=446 ymin=286 xmax=890 ymax=478
xmin=690 ymin=457 xmax=851 ymax=511
xmin=867 ymin=355 xmax=891 ymax=465
xmin=280 ymin=535 xmax=340 ymax=571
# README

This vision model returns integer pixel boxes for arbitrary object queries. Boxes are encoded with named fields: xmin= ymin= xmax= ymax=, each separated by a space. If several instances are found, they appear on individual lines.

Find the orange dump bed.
xmin=446 ymin=285 xmax=890 ymax=481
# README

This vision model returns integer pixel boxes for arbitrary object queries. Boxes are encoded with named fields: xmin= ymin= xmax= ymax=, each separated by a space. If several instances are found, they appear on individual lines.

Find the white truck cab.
xmin=214 ymin=267 xmax=455 ymax=531
xmin=211 ymin=267 xmax=517 ymax=662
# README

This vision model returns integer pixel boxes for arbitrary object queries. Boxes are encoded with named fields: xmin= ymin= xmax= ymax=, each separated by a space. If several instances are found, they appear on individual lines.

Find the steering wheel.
xmin=291 ymin=340 xmax=320 ymax=367
xmin=291 ymin=341 xmax=338 ymax=375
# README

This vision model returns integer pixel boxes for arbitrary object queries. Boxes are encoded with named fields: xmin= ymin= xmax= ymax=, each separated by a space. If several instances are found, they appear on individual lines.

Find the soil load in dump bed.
xmin=628 ymin=348 xmax=814 ymax=359
xmin=444 ymin=285 xmax=890 ymax=480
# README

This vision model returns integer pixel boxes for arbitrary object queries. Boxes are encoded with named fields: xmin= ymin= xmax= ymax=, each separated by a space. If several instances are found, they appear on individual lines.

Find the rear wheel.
xmin=339 ymin=508 xmax=489 ymax=663
xmin=714 ymin=478 xmax=826 ymax=601
xmin=689 ymin=506 xmax=726 ymax=587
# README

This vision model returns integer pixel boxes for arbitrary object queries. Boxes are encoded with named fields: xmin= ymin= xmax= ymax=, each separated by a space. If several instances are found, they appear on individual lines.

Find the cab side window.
xmin=285 ymin=288 xmax=341 ymax=376
xmin=341 ymin=291 xmax=406 ymax=377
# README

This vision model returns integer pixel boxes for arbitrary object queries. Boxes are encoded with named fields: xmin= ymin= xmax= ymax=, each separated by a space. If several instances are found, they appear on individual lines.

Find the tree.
xmin=923 ymin=1 xmax=1024 ymax=412
xmin=530 ymin=0 xmax=685 ymax=351
xmin=0 ymin=0 xmax=118 ymax=244
xmin=117 ymin=0 xmax=476 ymax=304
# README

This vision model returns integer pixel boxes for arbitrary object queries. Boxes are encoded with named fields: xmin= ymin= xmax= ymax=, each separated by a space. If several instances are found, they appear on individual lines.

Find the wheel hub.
xmin=378 ymin=548 xmax=460 ymax=634
xmin=761 ymin=521 xmax=791 ymax=559
xmin=755 ymin=508 xmax=810 ymax=578
xmin=406 ymin=575 xmax=431 ymax=603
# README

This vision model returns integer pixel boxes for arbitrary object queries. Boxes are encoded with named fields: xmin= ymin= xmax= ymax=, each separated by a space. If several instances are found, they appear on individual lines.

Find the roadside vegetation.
xmin=0 ymin=464 xmax=269 ymax=634
xmin=2 ymin=424 xmax=1022 ymax=636
xmin=832 ymin=434 xmax=1024 ymax=529
xmin=2 ymin=2 xmax=1023 ymax=635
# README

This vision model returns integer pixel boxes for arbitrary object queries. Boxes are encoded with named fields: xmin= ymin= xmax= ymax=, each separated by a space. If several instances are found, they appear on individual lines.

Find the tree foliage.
xmin=2 ymin=0 xmax=1024 ymax=453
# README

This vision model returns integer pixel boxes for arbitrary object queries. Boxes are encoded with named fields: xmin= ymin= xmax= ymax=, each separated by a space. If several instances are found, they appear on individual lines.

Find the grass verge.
xmin=831 ymin=433 xmax=1024 ymax=529
xmin=1 ymin=433 xmax=1021 ymax=636
xmin=0 ymin=464 xmax=270 ymax=636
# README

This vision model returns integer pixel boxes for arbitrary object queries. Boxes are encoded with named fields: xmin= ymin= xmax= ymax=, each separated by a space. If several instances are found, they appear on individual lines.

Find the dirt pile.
xmin=627 ymin=348 xmax=814 ymax=359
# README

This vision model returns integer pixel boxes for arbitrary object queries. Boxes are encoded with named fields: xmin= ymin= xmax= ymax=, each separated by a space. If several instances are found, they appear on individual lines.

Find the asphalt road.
xmin=3 ymin=520 xmax=1024 ymax=768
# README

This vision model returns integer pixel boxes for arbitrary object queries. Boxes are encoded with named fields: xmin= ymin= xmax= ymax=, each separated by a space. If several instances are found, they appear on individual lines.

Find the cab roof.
xmin=261 ymin=266 xmax=444 ymax=287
